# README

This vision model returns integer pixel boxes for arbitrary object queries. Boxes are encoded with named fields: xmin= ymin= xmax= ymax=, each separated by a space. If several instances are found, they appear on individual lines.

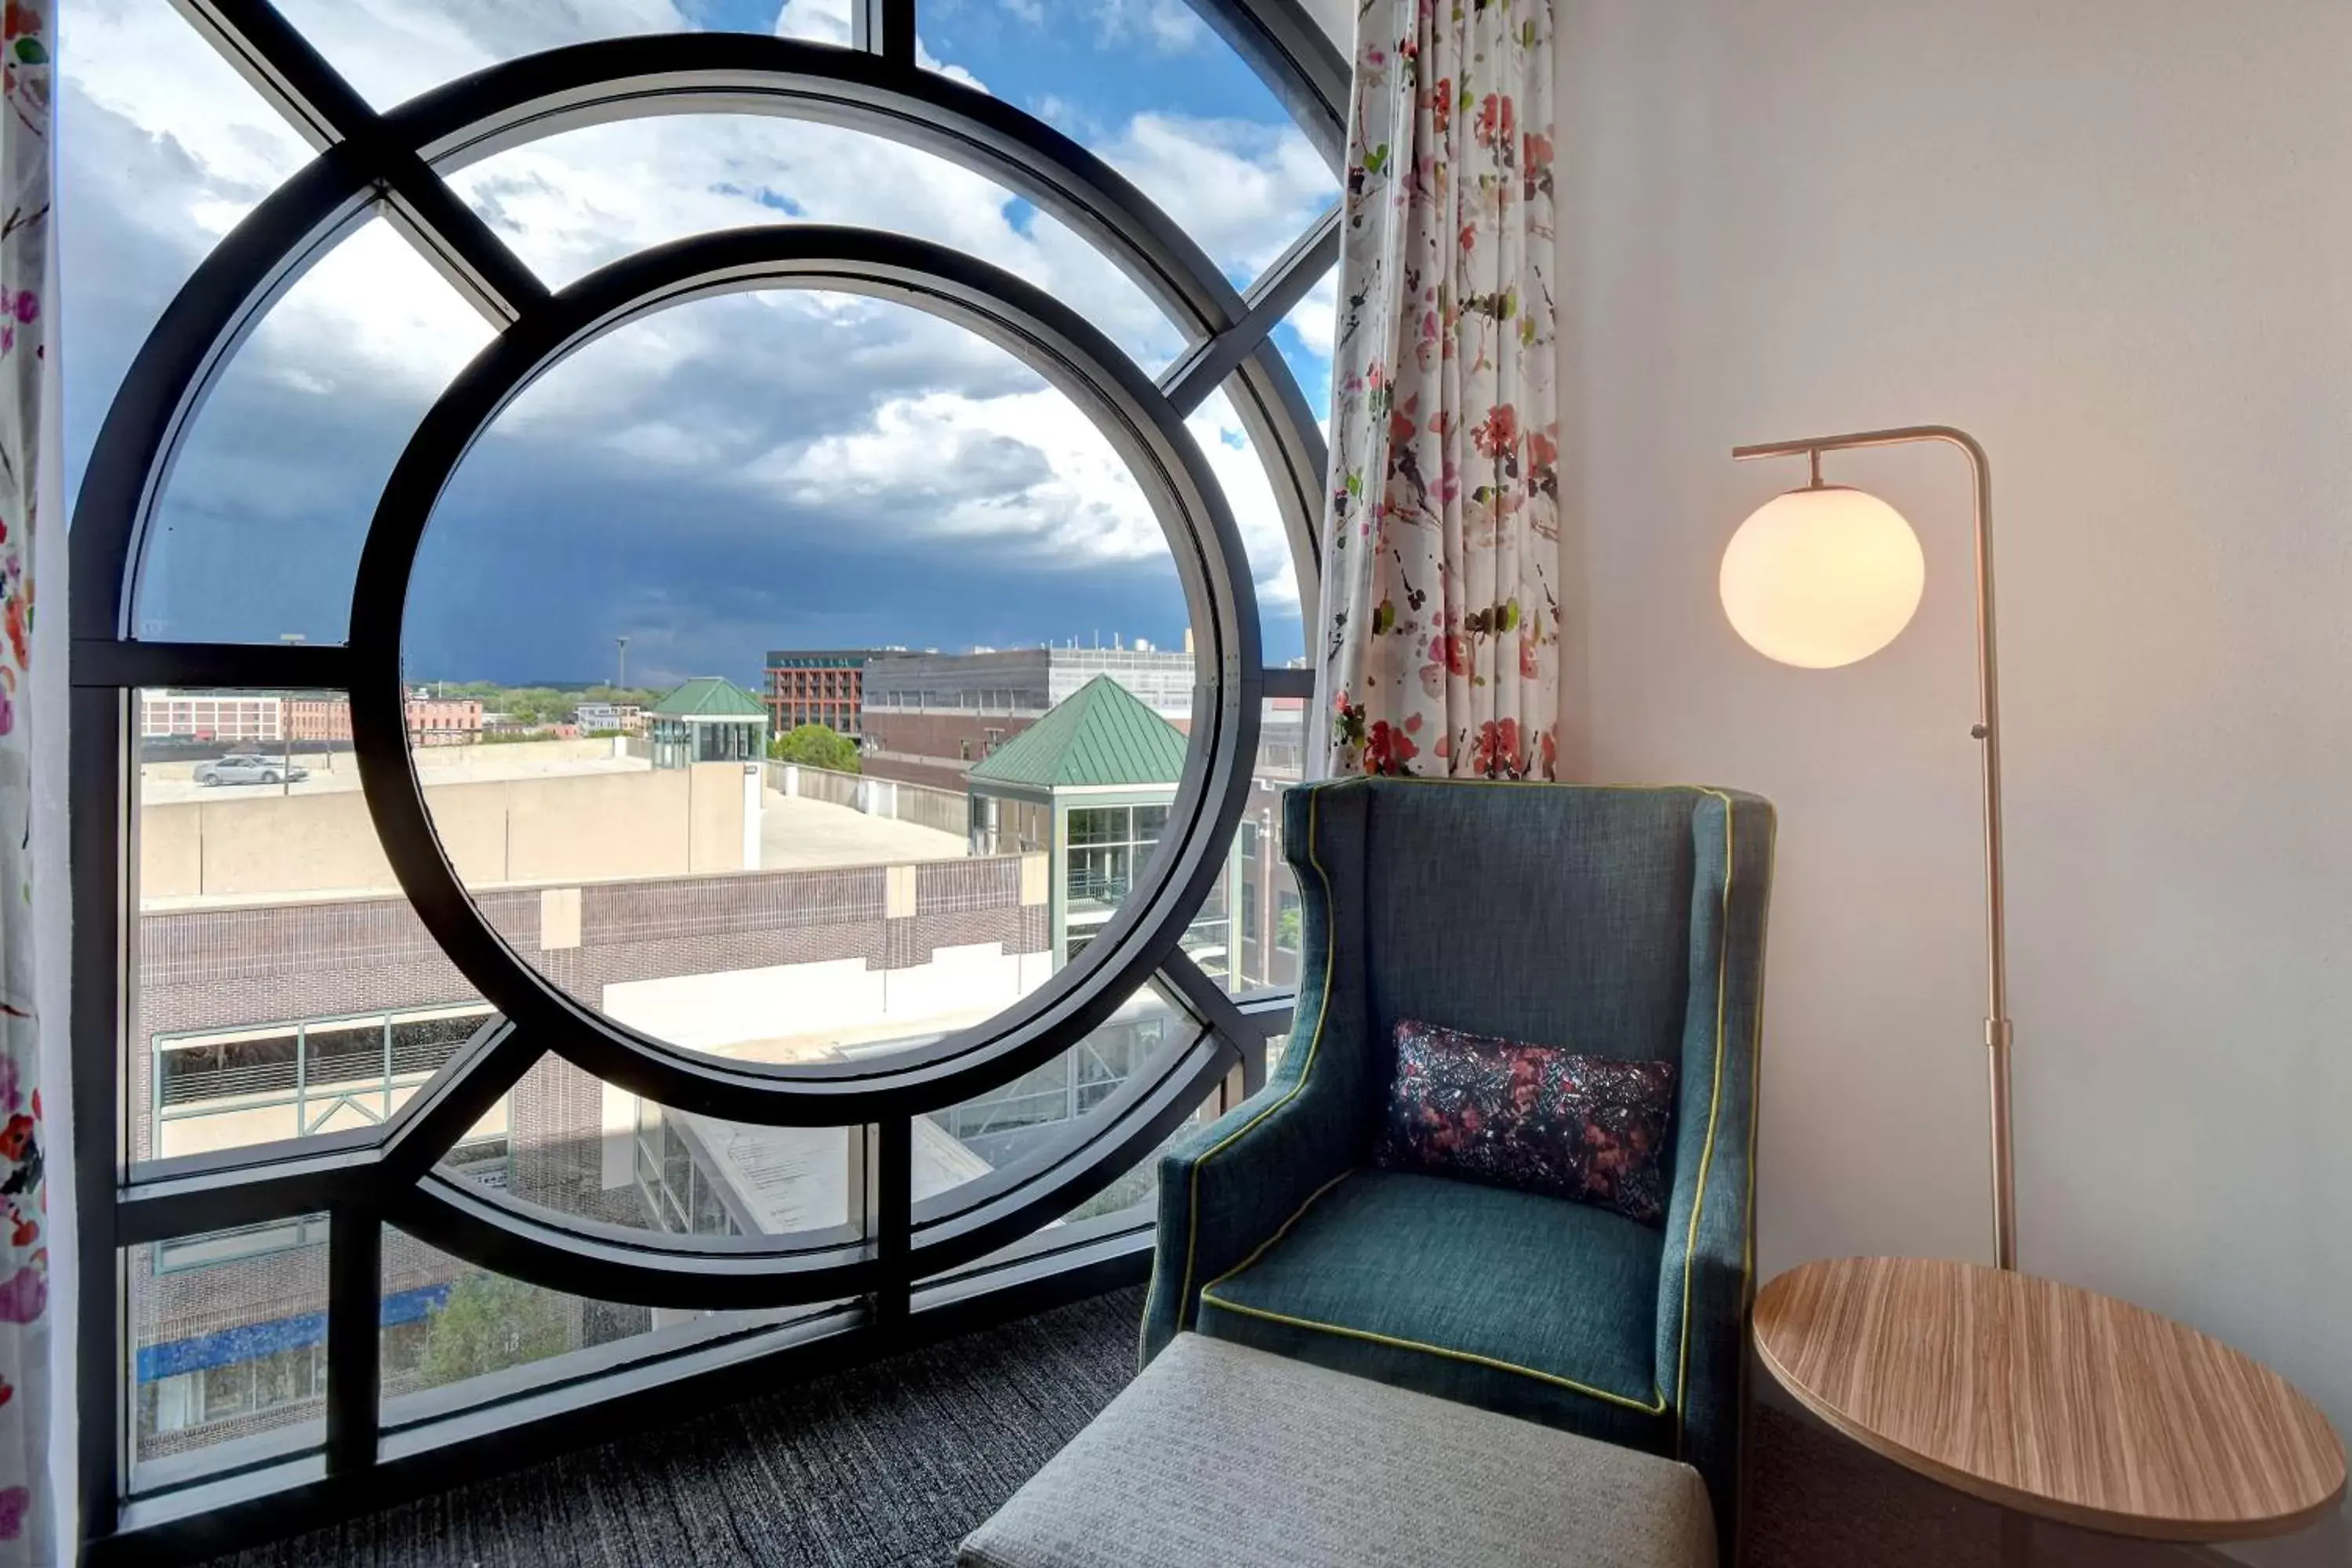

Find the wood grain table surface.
xmin=1752 ymin=1257 xmax=2347 ymax=1543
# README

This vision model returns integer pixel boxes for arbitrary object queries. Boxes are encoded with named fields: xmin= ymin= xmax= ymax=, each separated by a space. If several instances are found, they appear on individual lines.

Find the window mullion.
xmin=1157 ymin=203 xmax=1340 ymax=415
xmin=324 ymin=1208 xmax=381 ymax=1473
xmin=174 ymin=0 xmax=548 ymax=328
xmin=852 ymin=0 xmax=917 ymax=68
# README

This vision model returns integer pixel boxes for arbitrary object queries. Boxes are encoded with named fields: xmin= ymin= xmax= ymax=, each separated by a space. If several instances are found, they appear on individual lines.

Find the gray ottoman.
xmin=960 ymin=1332 xmax=1715 ymax=1568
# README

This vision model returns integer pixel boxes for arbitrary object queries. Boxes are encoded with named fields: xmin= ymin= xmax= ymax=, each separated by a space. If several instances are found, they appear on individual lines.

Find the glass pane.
xmin=1276 ymin=260 xmax=1338 ymax=434
xmin=63 ymin=4 xmax=313 ymax=509
xmin=403 ymin=290 xmax=1202 ymax=1068
xmin=445 ymin=115 xmax=1182 ymax=372
xmin=131 ymin=220 xmax=494 ymax=645
xmin=921 ymin=1069 xmax=1221 ymax=1296
xmin=272 ymin=0 xmax=808 ymax=112
xmin=1054 ymin=1083 xmax=1218 ymax=1224
xmin=1236 ymin=695 xmax=1306 ymax=996
xmin=1192 ymin=387 xmax=1308 ymax=668
xmin=922 ymin=985 xmax=1193 ymax=1185
xmin=920 ymin=0 xmax=1337 ymax=289
xmin=383 ymin=1230 xmax=831 ymax=1417
xmin=774 ymin=0 xmax=851 ymax=45
xmin=1263 ymin=1029 xmax=1292 ymax=1082
xmin=128 ymin=1221 xmax=330 ymax=1484
xmin=133 ymin=689 xmax=501 ymax=1167
xmin=441 ymin=1051 xmax=977 ymax=1240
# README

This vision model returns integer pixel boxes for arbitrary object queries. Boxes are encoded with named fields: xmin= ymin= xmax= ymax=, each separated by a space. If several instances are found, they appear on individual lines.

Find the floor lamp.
xmin=1719 ymin=425 xmax=2016 ymax=1271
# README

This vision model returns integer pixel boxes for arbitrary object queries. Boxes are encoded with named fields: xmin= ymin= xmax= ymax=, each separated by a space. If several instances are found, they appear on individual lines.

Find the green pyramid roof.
xmin=967 ymin=675 xmax=1189 ymax=790
xmin=652 ymin=677 xmax=768 ymax=719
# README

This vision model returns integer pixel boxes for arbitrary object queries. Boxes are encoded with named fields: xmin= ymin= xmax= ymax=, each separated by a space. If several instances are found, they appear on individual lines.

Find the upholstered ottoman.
xmin=960 ymin=1332 xmax=1716 ymax=1568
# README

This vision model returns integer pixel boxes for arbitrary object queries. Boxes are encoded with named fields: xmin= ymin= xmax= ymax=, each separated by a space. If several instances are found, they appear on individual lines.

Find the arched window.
xmin=67 ymin=0 xmax=1338 ymax=1544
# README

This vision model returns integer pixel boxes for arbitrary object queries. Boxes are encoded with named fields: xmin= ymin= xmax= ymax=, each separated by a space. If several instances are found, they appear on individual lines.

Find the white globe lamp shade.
xmin=1719 ymin=485 xmax=1926 ymax=669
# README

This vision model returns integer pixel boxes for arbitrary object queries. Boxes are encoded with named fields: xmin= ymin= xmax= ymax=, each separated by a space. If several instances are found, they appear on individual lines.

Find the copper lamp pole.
xmin=1730 ymin=426 xmax=2016 ymax=1271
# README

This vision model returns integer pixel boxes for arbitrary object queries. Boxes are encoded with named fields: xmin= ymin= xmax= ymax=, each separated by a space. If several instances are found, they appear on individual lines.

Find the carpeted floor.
xmin=201 ymin=1286 xmax=2228 ymax=1567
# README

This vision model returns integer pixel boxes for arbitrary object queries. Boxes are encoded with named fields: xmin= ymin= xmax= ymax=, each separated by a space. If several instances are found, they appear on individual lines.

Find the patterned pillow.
xmin=1373 ymin=1018 xmax=1679 ymax=1225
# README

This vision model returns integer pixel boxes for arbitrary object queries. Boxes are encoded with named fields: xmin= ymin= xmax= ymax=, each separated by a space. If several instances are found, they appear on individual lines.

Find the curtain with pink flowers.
xmin=0 ymin=1 xmax=49 ymax=1560
xmin=1316 ymin=0 xmax=1559 ymax=780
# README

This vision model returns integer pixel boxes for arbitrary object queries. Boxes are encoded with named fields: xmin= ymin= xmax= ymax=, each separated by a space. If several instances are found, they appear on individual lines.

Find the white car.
xmin=192 ymin=754 xmax=308 ymax=786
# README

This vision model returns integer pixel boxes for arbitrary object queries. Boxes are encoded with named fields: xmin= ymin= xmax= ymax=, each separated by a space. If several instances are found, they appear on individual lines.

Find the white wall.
xmin=1556 ymin=2 xmax=2352 ymax=1554
xmin=1298 ymin=0 xmax=1351 ymax=51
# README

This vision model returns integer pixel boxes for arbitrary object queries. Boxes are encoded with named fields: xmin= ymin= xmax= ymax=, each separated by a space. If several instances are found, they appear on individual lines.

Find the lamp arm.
xmin=1731 ymin=425 xmax=2016 ymax=1271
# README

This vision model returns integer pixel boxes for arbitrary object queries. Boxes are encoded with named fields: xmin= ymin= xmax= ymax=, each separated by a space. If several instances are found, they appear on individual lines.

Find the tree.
xmin=415 ymin=1272 xmax=572 ymax=1388
xmin=767 ymin=723 xmax=860 ymax=773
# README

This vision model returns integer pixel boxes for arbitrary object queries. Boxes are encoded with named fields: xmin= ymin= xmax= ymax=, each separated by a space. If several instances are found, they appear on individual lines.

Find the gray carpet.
xmin=201 ymin=1285 xmax=2226 ymax=1567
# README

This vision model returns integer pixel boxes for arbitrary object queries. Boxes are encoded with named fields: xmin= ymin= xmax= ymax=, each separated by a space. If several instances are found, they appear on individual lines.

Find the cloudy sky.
xmin=63 ymin=0 xmax=1336 ymax=688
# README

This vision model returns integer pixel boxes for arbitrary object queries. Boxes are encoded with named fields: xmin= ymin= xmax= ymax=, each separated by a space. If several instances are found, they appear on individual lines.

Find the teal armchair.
xmin=1142 ymin=778 xmax=1775 ymax=1551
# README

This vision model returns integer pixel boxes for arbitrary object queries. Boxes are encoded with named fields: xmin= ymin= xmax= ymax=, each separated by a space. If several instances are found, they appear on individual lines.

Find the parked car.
xmin=192 ymin=754 xmax=307 ymax=786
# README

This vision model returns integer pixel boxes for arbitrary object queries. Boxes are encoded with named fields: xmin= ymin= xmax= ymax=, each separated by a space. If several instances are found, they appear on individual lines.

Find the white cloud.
xmin=65 ymin=2 xmax=310 ymax=249
xmin=1191 ymin=390 xmax=1302 ymax=608
xmin=1094 ymin=113 xmax=1333 ymax=284
xmin=65 ymin=0 xmax=1335 ymax=640
xmin=775 ymin=0 xmax=853 ymax=46
xmin=1287 ymin=263 xmax=1339 ymax=361
xmin=274 ymin=0 xmax=688 ymax=107
xmin=1093 ymin=0 xmax=1210 ymax=54
xmin=245 ymin=220 xmax=495 ymax=401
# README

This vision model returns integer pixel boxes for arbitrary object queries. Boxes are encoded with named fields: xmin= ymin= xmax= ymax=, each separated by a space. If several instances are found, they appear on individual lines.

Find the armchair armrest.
xmin=1653 ymin=789 xmax=1775 ymax=1551
xmin=1141 ymin=781 xmax=1377 ymax=1363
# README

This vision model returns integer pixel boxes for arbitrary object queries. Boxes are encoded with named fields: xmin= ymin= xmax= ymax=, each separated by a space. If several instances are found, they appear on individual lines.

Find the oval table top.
xmin=1752 ymin=1257 xmax=2347 ymax=1542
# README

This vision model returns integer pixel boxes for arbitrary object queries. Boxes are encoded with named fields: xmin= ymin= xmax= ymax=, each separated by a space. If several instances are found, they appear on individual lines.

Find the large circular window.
xmin=77 ymin=9 xmax=1338 ymax=1323
xmin=403 ymin=284 xmax=1208 ymax=1074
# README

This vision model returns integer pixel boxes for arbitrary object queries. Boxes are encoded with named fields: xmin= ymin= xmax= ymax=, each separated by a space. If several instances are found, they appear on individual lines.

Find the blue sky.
xmin=64 ymin=0 xmax=1334 ymax=689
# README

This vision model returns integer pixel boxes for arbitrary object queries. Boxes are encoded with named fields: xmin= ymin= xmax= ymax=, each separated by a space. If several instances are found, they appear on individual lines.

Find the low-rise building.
xmin=966 ymin=675 xmax=1236 ymax=980
xmin=572 ymin=701 xmax=645 ymax=734
xmin=764 ymin=648 xmax=903 ymax=739
xmin=286 ymin=695 xmax=351 ymax=743
xmin=860 ymin=643 xmax=1196 ymax=793
xmin=406 ymin=691 xmax=485 ymax=746
xmin=648 ymin=677 xmax=770 ymax=768
xmin=140 ymin=690 xmax=285 ymax=745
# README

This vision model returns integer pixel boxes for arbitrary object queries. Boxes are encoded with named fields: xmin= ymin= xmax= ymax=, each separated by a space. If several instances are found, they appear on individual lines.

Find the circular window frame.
xmin=350 ymin=223 xmax=1261 ymax=1123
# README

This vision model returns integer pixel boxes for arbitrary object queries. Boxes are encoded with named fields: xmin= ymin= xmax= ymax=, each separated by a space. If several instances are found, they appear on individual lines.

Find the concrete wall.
xmin=140 ymin=762 xmax=756 ymax=901
xmin=1555 ymin=3 xmax=2352 ymax=1556
xmin=602 ymin=942 xmax=1057 ymax=1061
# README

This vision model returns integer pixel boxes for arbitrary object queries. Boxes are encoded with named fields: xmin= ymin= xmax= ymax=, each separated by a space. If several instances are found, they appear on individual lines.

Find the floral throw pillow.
xmin=1374 ymin=1018 xmax=1679 ymax=1226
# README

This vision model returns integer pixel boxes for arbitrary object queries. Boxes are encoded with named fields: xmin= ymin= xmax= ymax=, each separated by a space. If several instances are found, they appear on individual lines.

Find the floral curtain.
xmin=1317 ymin=0 xmax=1559 ymax=780
xmin=0 ymin=0 xmax=48 ymax=1559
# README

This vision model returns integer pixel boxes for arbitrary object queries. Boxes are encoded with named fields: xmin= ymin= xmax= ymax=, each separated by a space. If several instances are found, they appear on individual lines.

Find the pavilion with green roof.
xmin=965 ymin=675 xmax=1235 ymax=975
xmin=647 ymin=677 xmax=770 ymax=769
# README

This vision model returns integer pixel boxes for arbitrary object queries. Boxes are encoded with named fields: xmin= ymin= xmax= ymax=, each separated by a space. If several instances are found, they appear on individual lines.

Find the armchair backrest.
xmin=1281 ymin=778 xmax=1775 ymax=1206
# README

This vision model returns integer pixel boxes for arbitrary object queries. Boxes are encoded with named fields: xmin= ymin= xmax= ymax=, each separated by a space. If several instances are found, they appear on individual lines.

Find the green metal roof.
xmin=651 ymin=677 xmax=769 ymax=719
xmin=966 ymin=675 xmax=1189 ymax=791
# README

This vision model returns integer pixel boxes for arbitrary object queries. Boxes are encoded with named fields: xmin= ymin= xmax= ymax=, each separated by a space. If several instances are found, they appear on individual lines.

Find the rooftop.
xmin=966 ymin=675 xmax=1190 ymax=792
xmin=652 ymin=677 xmax=770 ymax=719
xmin=764 ymin=649 xmax=909 ymax=669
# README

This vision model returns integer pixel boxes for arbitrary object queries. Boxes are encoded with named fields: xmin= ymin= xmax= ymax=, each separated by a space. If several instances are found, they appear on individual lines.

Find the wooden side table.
xmin=1753 ymin=1257 xmax=2346 ymax=1546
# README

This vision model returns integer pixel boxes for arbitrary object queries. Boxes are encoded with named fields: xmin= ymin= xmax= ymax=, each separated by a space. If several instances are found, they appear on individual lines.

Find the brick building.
xmin=140 ymin=691 xmax=284 ymax=745
xmin=191 ymin=694 xmax=483 ymax=749
xmin=405 ymin=690 xmax=485 ymax=746
xmin=763 ymin=649 xmax=901 ymax=739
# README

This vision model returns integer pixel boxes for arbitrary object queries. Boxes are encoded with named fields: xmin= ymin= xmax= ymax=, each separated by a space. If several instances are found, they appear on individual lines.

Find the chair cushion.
xmin=1196 ymin=1168 xmax=1673 ymax=1454
xmin=1376 ymin=1017 xmax=1680 ymax=1224
xmin=960 ymin=1333 xmax=1715 ymax=1568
